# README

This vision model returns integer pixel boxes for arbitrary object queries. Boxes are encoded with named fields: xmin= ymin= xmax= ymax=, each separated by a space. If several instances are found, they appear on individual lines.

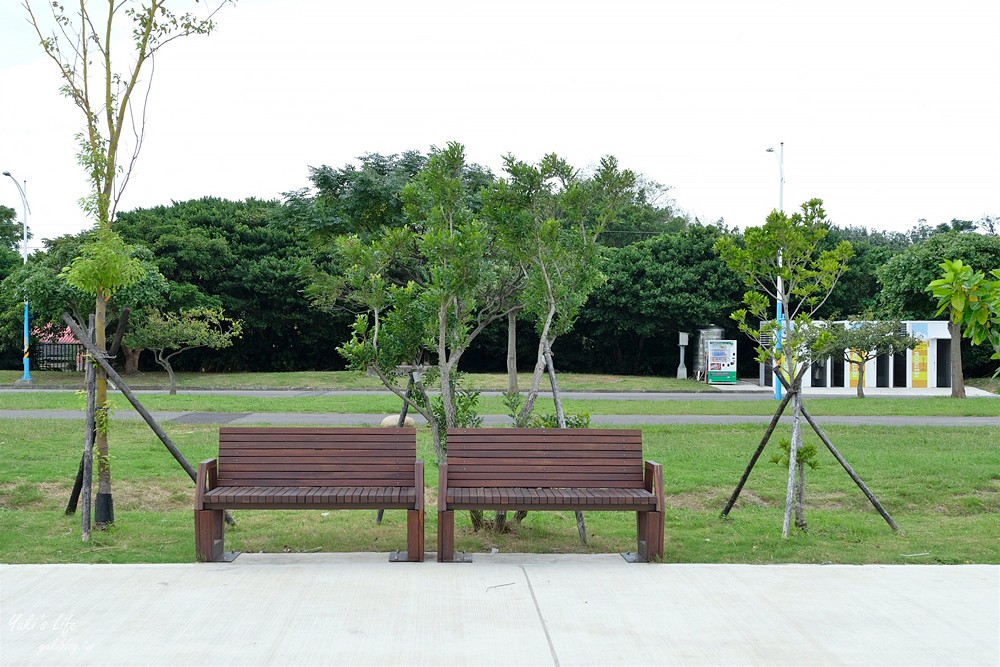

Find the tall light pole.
xmin=3 ymin=171 xmax=32 ymax=385
xmin=765 ymin=143 xmax=784 ymax=400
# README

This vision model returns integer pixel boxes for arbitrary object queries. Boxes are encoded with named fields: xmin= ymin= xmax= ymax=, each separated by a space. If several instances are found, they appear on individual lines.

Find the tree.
xmin=124 ymin=307 xmax=242 ymax=394
xmin=813 ymin=317 xmax=921 ymax=398
xmin=115 ymin=197 xmax=334 ymax=372
xmin=716 ymin=199 xmax=858 ymax=537
xmin=929 ymin=260 xmax=1000 ymax=377
xmin=878 ymin=231 xmax=1000 ymax=396
xmin=335 ymin=142 xmax=518 ymax=460
xmin=817 ymin=225 xmax=909 ymax=318
xmin=577 ymin=223 xmax=743 ymax=374
xmin=0 ymin=205 xmax=26 ymax=364
xmin=26 ymin=0 xmax=233 ymax=527
xmin=0 ymin=232 xmax=167 ymax=372
xmin=483 ymin=154 xmax=639 ymax=426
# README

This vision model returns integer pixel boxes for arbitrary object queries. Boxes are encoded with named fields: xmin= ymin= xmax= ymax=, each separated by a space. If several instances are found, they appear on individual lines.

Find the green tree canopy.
xmin=114 ymin=197 xmax=336 ymax=371
xmin=124 ymin=307 xmax=243 ymax=394
xmin=574 ymin=222 xmax=743 ymax=373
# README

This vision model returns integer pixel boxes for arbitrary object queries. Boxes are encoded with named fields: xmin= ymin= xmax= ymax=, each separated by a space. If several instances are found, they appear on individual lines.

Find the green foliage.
xmin=431 ymin=375 xmax=484 ymax=435
xmin=769 ymin=438 xmax=819 ymax=470
xmin=878 ymin=232 xmax=1000 ymax=319
xmin=818 ymin=225 xmax=910 ymax=318
xmin=26 ymin=0 xmax=231 ymax=226
xmin=715 ymin=199 xmax=852 ymax=382
xmin=124 ymin=307 xmax=243 ymax=357
xmin=114 ymin=197 xmax=334 ymax=371
xmin=526 ymin=413 xmax=591 ymax=429
xmin=330 ymin=143 xmax=514 ymax=458
xmin=502 ymin=391 xmax=527 ymax=427
xmin=0 ymin=204 xmax=24 ymax=254
xmin=813 ymin=317 xmax=922 ymax=366
xmin=0 ymin=233 xmax=165 ymax=336
xmin=123 ymin=307 xmax=243 ymax=393
xmin=929 ymin=259 xmax=1000 ymax=373
xmin=285 ymin=151 xmax=428 ymax=241
xmin=60 ymin=227 xmax=147 ymax=301
xmin=577 ymin=223 xmax=742 ymax=373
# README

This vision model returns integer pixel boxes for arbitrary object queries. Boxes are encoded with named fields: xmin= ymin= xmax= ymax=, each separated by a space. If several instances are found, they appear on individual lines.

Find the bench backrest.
xmin=218 ymin=427 xmax=417 ymax=487
xmin=446 ymin=428 xmax=644 ymax=489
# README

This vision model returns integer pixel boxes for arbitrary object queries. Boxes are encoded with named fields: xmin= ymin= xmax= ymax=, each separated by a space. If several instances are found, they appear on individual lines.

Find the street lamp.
xmin=3 ymin=171 xmax=32 ymax=385
xmin=765 ymin=143 xmax=784 ymax=400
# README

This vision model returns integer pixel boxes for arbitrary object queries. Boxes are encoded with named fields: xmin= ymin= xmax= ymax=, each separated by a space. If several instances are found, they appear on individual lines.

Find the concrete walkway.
xmin=2 ymin=555 xmax=997 ymax=666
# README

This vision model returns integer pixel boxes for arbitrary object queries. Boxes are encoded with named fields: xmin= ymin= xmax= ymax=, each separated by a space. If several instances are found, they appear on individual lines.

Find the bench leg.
xmin=636 ymin=510 xmax=664 ymax=563
xmin=406 ymin=509 xmax=424 ymax=562
xmin=195 ymin=509 xmax=224 ymax=562
xmin=437 ymin=510 xmax=455 ymax=562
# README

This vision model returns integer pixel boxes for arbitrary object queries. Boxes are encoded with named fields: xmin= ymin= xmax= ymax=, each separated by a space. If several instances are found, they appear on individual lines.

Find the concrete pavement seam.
xmin=521 ymin=564 xmax=561 ymax=667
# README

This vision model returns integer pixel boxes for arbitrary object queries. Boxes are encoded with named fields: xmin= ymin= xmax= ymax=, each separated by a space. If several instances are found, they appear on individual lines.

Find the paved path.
xmin=3 ymin=385 xmax=997 ymax=399
xmin=2 ymin=555 xmax=997 ymax=666
xmin=2 ymin=408 xmax=998 ymax=427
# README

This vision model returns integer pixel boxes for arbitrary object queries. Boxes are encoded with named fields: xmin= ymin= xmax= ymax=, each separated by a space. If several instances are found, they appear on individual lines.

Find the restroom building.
xmin=760 ymin=320 xmax=952 ymax=390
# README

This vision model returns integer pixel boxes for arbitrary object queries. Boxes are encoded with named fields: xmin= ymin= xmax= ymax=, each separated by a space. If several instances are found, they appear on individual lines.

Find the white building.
xmin=760 ymin=320 xmax=952 ymax=390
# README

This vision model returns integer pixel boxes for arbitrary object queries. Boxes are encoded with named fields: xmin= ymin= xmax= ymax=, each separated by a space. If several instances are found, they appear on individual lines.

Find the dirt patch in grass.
xmin=668 ymin=489 xmax=775 ymax=511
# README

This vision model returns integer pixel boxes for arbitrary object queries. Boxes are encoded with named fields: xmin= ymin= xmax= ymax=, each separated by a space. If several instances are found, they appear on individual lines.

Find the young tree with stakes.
xmin=715 ymin=199 xmax=898 ymax=537
xmin=25 ymin=0 xmax=233 ymax=528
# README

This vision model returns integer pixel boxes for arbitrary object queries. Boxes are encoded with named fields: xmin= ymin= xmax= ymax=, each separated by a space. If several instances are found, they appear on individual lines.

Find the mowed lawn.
xmin=3 ymin=391 xmax=1000 ymax=417
xmin=1 ymin=418 xmax=996 ymax=565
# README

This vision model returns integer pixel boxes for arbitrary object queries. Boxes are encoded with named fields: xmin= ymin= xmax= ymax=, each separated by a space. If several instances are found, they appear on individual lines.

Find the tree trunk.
xmin=782 ymin=386 xmax=803 ymax=538
xmin=94 ymin=293 xmax=114 ymax=528
xmin=543 ymin=340 xmax=566 ymax=428
xmin=122 ymin=346 xmax=141 ymax=375
xmin=543 ymin=341 xmax=586 ymax=544
xmin=438 ymin=302 xmax=457 ymax=428
xmin=517 ymin=301 xmax=557 ymax=424
xmin=154 ymin=352 xmax=179 ymax=395
xmin=856 ymin=363 xmax=866 ymax=399
xmin=794 ymin=461 xmax=807 ymax=531
xmin=506 ymin=308 xmax=520 ymax=393
xmin=82 ymin=316 xmax=96 ymax=542
xmin=950 ymin=320 xmax=965 ymax=398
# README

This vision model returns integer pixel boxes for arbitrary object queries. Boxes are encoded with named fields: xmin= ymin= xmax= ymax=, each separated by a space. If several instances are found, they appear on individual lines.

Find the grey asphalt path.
xmin=3 ymin=385 xmax=996 ymax=399
xmin=2 ymin=408 xmax=999 ymax=427
xmin=2 ymin=555 xmax=997 ymax=666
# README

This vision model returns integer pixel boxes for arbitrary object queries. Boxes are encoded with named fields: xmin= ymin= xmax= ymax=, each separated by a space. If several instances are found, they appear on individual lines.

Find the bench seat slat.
xmin=445 ymin=487 xmax=655 ymax=510
xmin=204 ymin=485 xmax=416 ymax=509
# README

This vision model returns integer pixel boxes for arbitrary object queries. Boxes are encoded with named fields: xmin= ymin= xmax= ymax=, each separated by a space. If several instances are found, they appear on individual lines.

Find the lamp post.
xmin=3 ymin=171 xmax=32 ymax=385
xmin=765 ymin=143 xmax=784 ymax=400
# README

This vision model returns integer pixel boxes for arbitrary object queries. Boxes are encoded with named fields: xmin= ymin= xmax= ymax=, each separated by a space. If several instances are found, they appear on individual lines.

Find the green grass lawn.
xmin=2 ymin=391 xmax=998 ymax=417
xmin=1 ymin=419 xmax=996 ymax=564
xmin=0 ymin=369 xmax=715 ymax=393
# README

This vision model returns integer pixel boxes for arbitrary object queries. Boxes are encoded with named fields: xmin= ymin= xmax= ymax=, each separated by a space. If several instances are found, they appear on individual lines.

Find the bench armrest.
xmin=644 ymin=460 xmax=665 ymax=513
xmin=415 ymin=459 xmax=424 ymax=511
xmin=195 ymin=458 xmax=218 ymax=510
xmin=438 ymin=462 xmax=448 ymax=512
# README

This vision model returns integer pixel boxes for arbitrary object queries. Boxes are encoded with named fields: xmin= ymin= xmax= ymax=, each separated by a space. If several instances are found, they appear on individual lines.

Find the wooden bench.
xmin=437 ymin=428 xmax=664 ymax=562
xmin=195 ymin=427 xmax=424 ymax=562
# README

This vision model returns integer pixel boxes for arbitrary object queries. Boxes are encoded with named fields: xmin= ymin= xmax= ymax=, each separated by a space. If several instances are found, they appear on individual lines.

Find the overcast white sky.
xmin=1 ymin=0 xmax=997 ymax=251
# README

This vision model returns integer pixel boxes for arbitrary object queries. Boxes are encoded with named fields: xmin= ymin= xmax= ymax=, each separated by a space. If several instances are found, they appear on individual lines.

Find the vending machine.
xmin=706 ymin=339 xmax=738 ymax=384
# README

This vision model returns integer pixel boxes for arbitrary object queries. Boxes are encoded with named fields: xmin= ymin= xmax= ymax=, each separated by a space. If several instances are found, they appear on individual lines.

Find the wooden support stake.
xmin=721 ymin=382 xmax=794 ymax=517
xmin=62 ymin=313 xmax=236 ymax=527
xmin=799 ymin=404 xmax=899 ymax=531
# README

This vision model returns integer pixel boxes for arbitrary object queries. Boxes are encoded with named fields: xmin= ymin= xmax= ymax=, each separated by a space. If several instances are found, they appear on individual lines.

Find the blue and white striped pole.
xmin=766 ymin=143 xmax=784 ymax=400
xmin=4 ymin=171 xmax=32 ymax=384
